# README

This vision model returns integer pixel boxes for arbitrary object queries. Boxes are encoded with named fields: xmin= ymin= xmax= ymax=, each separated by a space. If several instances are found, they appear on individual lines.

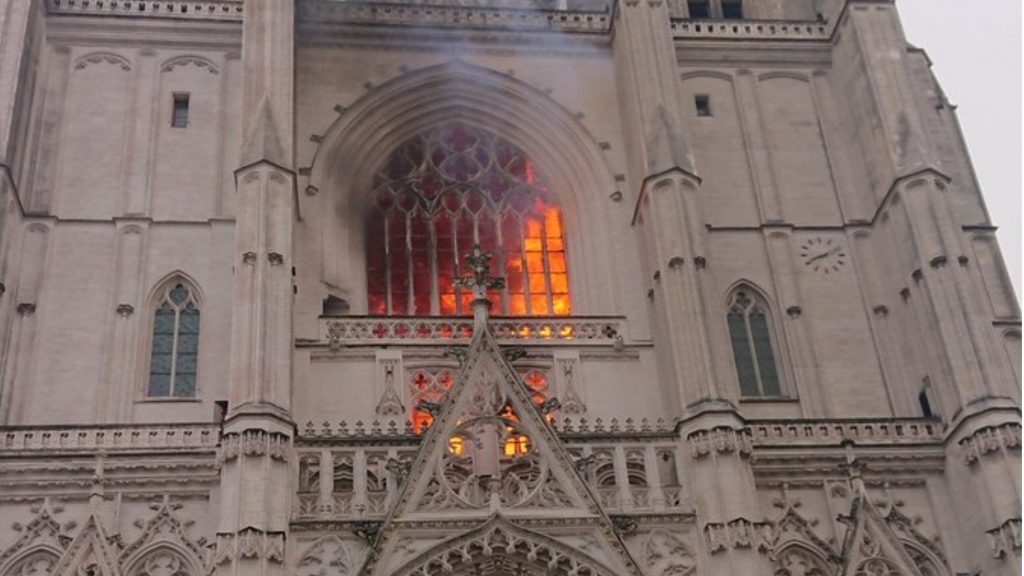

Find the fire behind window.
xmin=366 ymin=123 xmax=571 ymax=318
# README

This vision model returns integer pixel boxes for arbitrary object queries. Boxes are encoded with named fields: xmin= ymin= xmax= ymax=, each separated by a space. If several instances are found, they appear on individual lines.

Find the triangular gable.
xmin=118 ymin=498 xmax=205 ymax=571
xmin=838 ymin=493 xmax=925 ymax=576
xmin=0 ymin=500 xmax=70 ymax=571
xmin=360 ymin=328 xmax=644 ymax=576
xmin=51 ymin=513 xmax=122 ymax=576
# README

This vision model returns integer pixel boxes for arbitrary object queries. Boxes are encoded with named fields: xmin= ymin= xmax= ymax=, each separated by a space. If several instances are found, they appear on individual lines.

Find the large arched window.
xmin=727 ymin=288 xmax=782 ymax=397
xmin=366 ymin=123 xmax=570 ymax=317
xmin=147 ymin=281 xmax=200 ymax=398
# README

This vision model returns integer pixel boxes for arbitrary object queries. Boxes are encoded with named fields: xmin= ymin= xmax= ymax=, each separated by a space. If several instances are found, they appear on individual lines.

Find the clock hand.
xmin=807 ymin=246 xmax=841 ymax=264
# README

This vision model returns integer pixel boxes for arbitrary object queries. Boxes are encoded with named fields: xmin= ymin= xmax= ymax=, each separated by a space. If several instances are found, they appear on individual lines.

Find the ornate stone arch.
xmin=387 ymin=518 xmax=618 ymax=576
xmin=122 ymin=545 xmax=200 ymax=576
xmin=306 ymin=60 xmax=621 ymax=315
xmin=0 ymin=546 xmax=62 ymax=576
xmin=772 ymin=542 xmax=834 ymax=576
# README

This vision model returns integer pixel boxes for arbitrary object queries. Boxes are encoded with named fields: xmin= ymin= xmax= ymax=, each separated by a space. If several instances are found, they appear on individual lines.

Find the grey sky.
xmin=897 ymin=0 xmax=1022 ymax=298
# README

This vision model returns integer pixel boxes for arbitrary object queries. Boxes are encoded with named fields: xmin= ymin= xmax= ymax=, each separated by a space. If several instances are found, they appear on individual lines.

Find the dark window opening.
xmin=918 ymin=389 xmax=934 ymax=419
xmin=695 ymin=95 xmax=712 ymax=117
xmin=687 ymin=0 xmax=710 ymax=18
xmin=722 ymin=0 xmax=743 ymax=19
xmin=172 ymin=93 xmax=190 ymax=128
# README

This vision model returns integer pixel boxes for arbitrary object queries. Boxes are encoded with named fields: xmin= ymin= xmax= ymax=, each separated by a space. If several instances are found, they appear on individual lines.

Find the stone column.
xmin=614 ymin=0 xmax=723 ymax=410
xmin=832 ymin=6 xmax=1020 ymax=572
xmin=682 ymin=415 xmax=764 ymax=574
xmin=214 ymin=1 xmax=296 ymax=575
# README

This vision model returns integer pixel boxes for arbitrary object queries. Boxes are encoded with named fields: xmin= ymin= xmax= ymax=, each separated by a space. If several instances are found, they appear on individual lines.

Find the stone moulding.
xmin=959 ymin=422 xmax=1022 ymax=465
xmin=46 ymin=0 xmax=244 ymax=21
xmin=0 ymin=424 xmax=220 ymax=453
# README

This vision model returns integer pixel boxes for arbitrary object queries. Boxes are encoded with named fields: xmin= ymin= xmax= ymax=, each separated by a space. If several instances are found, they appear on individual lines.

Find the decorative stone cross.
xmin=455 ymin=244 xmax=505 ymax=327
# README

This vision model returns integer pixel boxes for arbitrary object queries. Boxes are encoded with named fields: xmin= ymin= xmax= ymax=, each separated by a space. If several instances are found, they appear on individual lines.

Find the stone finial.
xmin=454 ymin=244 xmax=505 ymax=327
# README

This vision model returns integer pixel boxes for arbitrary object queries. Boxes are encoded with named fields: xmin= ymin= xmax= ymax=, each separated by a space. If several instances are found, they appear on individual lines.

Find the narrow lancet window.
xmin=148 ymin=282 xmax=200 ymax=398
xmin=727 ymin=289 xmax=781 ymax=397
xmin=366 ymin=123 xmax=571 ymax=317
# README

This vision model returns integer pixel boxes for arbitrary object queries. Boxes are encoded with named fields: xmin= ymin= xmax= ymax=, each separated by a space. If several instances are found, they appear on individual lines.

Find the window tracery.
xmin=3 ymin=550 xmax=59 ymax=576
xmin=127 ymin=550 xmax=192 ymax=576
xmin=366 ymin=123 xmax=571 ymax=317
xmin=409 ymin=367 xmax=551 ymax=434
xmin=147 ymin=282 xmax=200 ymax=398
xmin=726 ymin=289 xmax=782 ymax=397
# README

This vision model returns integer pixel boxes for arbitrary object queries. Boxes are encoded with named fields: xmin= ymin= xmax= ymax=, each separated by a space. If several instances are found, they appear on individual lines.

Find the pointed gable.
xmin=838 ymin=493 xmax=925 ymax=576
xmin=359 ymin=327 xmax=644 ymax=576
xmin=50 ymin=514 xmax=122 ymax=576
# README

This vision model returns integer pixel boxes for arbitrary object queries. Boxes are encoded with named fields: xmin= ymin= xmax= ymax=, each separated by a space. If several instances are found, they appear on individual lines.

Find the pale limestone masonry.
xmin=0 ymin=0 xmax=1019 ymax=575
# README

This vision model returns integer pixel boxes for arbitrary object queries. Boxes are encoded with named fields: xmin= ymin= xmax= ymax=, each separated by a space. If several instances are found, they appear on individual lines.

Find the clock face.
xmin=799 ymin=237 xmax=846 ymax=274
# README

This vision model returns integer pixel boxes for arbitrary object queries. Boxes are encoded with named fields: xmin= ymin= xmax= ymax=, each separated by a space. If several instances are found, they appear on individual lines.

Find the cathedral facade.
xmin=0 ymin=0 xmax=1019 ymax=575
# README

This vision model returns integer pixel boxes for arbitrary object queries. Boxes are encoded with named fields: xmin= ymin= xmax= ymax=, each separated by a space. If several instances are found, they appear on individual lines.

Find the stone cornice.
xmin=298 ymin=0 xmax=612 ymax=36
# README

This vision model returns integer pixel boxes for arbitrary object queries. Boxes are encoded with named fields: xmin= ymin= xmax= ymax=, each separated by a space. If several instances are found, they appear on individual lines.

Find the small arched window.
xmin=147 ymin=281 xmax=200 ymax=398
xmin=365 ymin=123 xmax=570 ymax=317
xmin=727 ymin=289 xmax=781 ymax=397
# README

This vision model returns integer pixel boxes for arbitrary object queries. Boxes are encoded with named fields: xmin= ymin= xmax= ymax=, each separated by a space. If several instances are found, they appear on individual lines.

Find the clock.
xmin=799 ymin=237 xmax=846 ymax=274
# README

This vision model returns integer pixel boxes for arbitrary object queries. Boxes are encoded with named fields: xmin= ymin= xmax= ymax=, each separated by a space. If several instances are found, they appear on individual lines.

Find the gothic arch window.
xmin=726 ymin=288 xmax=782 ymax=397
xmin=146 ymin=279 xmax=201 ymax=398
xmin=366 ymin=123 xmax=571 ymax=317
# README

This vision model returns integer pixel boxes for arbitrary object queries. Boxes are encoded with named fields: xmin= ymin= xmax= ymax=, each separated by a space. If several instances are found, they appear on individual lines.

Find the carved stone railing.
xmin=670 ymin=18 xmax=829 ymax=41
xmin=300 ymin=0 xmax=611 ymax=34
xmin=318 ymin=316 xmax=626 ymax=348
xmin=299 ymin=416 xmax=673 ymax=441
xmin=0 ymin=423 xmax=220 ymax=453
xmin=748 ymin=418 xmax=944 ymax=447
xmin=46 ymin=0 xmax=244 ymax=21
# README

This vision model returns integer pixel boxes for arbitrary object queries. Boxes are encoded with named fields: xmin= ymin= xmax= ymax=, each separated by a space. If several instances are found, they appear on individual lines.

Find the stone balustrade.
xmin=317 ymin=315 xmax=627 ymax=348
xmin=748 ymin=418 xmax=944 ymax=447
xmin=670 ymin=18 xmax=829 ymax=41
xmin=46 ymin=0 xmax=244 ymax=21
xmin=0 ymin=423 xmax=220 ymax=453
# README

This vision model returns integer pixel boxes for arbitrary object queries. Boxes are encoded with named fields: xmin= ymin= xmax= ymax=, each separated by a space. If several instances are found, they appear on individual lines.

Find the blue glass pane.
xmin=175 ymin=352 xmax=197 ymax=376
xmin=174 ymin=373 xmax=195 ymax=397
xmin=179 ymin=308 xmax=200 ymax=333
xmin=169 ymin=284 xmax=190 ymax=306
xmin=150 ymin=353 xmax=172 ymax=374
xmin=728 ymin=312 xmax=758 ymax=397
xmin=148 ymin=372 xmax=170 ymax=397
xmin=749 ymin=311 xmax=781 ymax=396
xmin=177 ymin=334 xmax=199 ymax=353
xmin=154 ymin=308 xmax=175 ymax=334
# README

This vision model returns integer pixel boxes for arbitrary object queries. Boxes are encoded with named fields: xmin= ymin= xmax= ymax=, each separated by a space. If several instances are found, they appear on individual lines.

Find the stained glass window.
xmin=366 ymin=123 xmax=571 ymax=317
xmin=727 ymin=290 xmax=782 ymax=397
xmin=147 ymin=282 xmax=200 ymax=398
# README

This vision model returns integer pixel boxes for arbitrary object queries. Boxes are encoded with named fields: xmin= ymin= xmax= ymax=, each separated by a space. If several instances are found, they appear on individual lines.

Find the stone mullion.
xmin=318 ymin=448 xmax=334 ymax=518
xmin=352 ymin=448 xmax=368 ymax=515
xmin=612 ymin=445 xmax=633 ymax=512
xmin=643 ymin=445 xmax=665 ymax=511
